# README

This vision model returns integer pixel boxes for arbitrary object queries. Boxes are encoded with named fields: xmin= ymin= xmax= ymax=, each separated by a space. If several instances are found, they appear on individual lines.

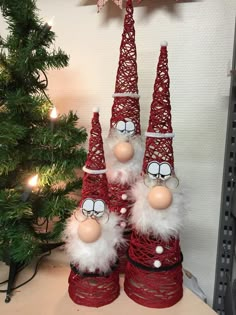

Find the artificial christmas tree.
xmin=124 ymin=42 xmax=184 ymax=308
xmin=0 ymin=0 xmax=87 ymax=302
xmin=64 ymin=108 xmax=123 ymax=307
xmin=105 ymin=0 xmax=143 ymax=273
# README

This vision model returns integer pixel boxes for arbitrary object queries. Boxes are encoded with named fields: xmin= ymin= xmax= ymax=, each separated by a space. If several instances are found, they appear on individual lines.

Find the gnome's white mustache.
xmin=130 ymin=180 xmax=185 ymax=240
xmin=105 ymin=132 xmax=144 ymax=184
xmin=73 ymin=208 xmax=111 ymax=244
xmin=64 ymin=211 xmax=123 ymax=273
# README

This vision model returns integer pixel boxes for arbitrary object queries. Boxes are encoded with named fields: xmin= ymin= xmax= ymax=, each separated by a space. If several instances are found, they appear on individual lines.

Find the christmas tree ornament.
xmin=64 ymin=108 xmax=123 ymax=307
xmin=97 ymin=0 xmax=157 ymax=11
xmin=97 ymin=0 xmax=122 ymax=12
xmin=104 ymin=0 xmax=143 ymax=273
xmin=124 ymin=42 xmax=185 ymax=308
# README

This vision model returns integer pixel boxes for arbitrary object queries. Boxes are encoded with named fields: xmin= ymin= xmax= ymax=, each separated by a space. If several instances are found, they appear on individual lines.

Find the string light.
xmin=50 ymin=106 xmax=58 ymax=132
xmin=47 ymin=16 xmax=55 ymax=29
xmin=42 ymin=16 xmax=54 ymax=33
xmin=28 ymin=174 xmax=39 ymax=188
xmin=21 ymin=174 xmax=39 ymax=201
xmin=50 ymin=106 xmax=58 ymax=119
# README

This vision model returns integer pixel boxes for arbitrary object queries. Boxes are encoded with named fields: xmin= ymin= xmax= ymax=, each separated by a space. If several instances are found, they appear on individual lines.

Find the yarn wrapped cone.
xmin=124 ymin=42 xmax=184 ymax=308
xmin=110 ymin=0 xmax=141 ymax=134
xmin=106 ymin=0 xmax=143 ymax=274
xmin=142 ymin=41 xmax=174 ymax=173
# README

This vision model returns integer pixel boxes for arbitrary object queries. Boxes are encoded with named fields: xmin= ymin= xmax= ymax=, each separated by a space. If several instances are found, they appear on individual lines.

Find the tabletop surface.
xmin=0 ymin=250 xmax=217 ymax=315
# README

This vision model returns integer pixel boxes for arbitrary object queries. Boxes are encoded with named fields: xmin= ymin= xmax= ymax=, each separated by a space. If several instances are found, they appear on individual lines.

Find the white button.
xmin=120 ymin=221 xmax=126 ymax=228
xmin=155 ymin=246 xmax=164 ymax=254
xmin=153 ymin=260 xmax=162 ymax=268
xmin=121 ymin=194 xmax=127 ymax=200
xmin=120 ymin=208 xmax=127 ymax=214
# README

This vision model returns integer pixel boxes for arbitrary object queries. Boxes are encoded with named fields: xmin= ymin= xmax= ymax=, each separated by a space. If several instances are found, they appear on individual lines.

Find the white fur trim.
xmin=145 ymin=132 xmax=175 ymax=138
xmin=82 ymin=166 xmax=106 ymax=174
xmin=64 ymin=212 xmax=124 ymax=273
xmin=161 ymin=41 xmax=168 ymax=47
xmin=93 ymin=107 xmax=99 ymax=113
xmin=130 ymin=180 xmax=185 ymax=240
xmin=112 ymin=92 xmax=140 ymax=99
xmin=104 ymin=132 xmax=144 ymax=185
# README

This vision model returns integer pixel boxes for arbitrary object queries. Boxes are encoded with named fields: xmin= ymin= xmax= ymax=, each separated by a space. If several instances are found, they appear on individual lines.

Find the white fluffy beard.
xmin=64 ymin=212 xmax=123 ymax=274
xmin=130 ymin=180 xmax=185 ymax=240
xmin=105 ymin=132 xmax=144 ymax=185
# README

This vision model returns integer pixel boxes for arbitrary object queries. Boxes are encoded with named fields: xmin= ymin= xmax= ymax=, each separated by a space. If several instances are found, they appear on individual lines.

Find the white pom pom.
xmin=160 ymin=41 xmax=168 ymax=47
xmin=93 ymin=107 xmax=100 ymax=113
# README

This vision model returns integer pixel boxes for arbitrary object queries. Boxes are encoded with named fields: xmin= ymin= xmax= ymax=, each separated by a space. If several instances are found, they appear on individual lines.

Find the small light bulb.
xmin=28 ymin=175 xmax=38 ymax=188
xmin=47 ymin=16 xmax=55 ymax=28
xmin=50 ymin=107 xmax=58 ymax=119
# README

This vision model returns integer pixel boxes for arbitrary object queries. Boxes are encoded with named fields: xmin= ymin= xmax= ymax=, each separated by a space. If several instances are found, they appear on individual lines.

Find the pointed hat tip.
xmin=93 ymin=107 xmax=100 ymax=113
xmin=160 ymin=41 xmax=168 ymax=47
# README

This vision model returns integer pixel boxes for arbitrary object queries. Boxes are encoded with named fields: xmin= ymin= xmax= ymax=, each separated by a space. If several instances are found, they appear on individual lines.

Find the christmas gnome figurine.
xmin=105 ymin=0 xmax=143 ymax=272
xmin=124 ymin=42 xmax=185 ymax=308
xmin=64 ymin=108 xmax=123 ymax=307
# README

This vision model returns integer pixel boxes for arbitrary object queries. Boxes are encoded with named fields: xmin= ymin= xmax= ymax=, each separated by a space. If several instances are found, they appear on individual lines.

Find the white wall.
xmin=1 ymin=0 xmax=236 ymax=307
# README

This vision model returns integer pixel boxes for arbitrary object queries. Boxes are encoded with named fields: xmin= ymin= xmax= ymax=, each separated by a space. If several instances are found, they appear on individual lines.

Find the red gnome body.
xmin=64 ymin=108 xmax=123 ymax=308
xmin=105 ymin=0 xmax=143 ymax=273
xmin=124 ymin=42 xmax=184 ymax=308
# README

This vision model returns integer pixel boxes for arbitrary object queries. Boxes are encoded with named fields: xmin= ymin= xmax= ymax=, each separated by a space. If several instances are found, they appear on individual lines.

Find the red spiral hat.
xmin=80 ymin=108 xmax=109 ymax=207
xmin=110 ymin=0 xmax=141 ymax=135
xmin=142 ymin=42 xmax=175 ymax=173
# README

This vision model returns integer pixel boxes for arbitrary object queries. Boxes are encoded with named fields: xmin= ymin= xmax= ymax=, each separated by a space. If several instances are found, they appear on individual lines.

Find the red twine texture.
xmin=143 ymin=45 xmax=174 ymax=171
xmin=68 ymin=266 xmax=120 ymax=307
xmin=80 ymin=111 xmax=109 ymax=206
xmin=84 ymin=111 xmax=106 ymax=172
xmin=80 ymin=173 xmax=109 ymax=207
xmin=117 ymin=230 xmax=131 ymax=274
xmin=109 ymin=181 xmax=132 ymax=273
xmin=124 ymin=229 xmax=183 ymax=308
xmin=108 ymin=182 xmax=132 ymax=221
xmin=110 ymin=0 xmax=141 ymax=135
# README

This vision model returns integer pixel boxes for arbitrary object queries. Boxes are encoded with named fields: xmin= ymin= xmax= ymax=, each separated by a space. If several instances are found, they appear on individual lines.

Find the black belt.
xmin=127 ymin=251 xmax=183 ymax=272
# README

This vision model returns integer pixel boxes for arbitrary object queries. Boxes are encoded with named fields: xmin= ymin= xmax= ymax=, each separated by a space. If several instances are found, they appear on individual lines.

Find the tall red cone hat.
xmin=67 ymin=108 xmax=121 ymax=308
xmin=80 ymin=107 xmax=108 ymax=206
xmin=124 ymin=42 xmax=184 ymax=308
xmin=110 ymin=0 xmax=141 ymax=135
xmin=142 ymin=41 xmax=175 ymax=174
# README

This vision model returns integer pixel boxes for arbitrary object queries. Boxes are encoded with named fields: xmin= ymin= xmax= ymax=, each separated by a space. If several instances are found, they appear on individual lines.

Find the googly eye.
xmin=147 ymin=162 xmax=160 ymax=179
xmin=93 ymin=200 xmax=105 ymax=218
xmin=116 ymin=121 xmax=126 ymax=134
xmin=82 ymin=199 xmax=94 ymax=211
xmin=126 ymin=121 xmax=135 ymax=136
xmin=159 ymin=163 xmax=172 ymax=178
xmin=81 ymin=198 xmax=94 ymax=217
